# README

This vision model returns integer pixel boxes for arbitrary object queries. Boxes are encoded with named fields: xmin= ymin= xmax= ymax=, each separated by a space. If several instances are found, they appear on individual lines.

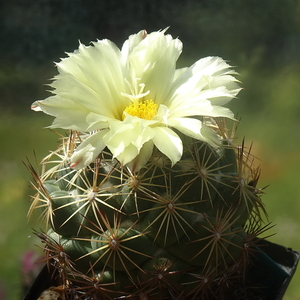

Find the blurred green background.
xmin=1 ymin=0 xmax=300 ymax=299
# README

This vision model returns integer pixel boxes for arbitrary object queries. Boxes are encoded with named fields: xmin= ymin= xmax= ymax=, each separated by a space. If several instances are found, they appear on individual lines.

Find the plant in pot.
xmin=24 ymin=29 xmax=299 ymax=300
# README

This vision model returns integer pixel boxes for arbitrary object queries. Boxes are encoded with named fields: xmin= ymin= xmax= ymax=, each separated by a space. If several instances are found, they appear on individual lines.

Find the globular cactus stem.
xmin=27 ymin=29 xmax=271 ymax=300
xmin=27 ymin=124 xmax=269 ymax=300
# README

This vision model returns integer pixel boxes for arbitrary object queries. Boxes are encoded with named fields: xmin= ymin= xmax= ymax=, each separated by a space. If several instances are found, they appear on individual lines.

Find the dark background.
xmin=0 ymin=1 xmax=300 ymax=299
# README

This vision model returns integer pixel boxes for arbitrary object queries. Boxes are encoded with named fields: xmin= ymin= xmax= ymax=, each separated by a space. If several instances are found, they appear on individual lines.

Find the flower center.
xmin=124 ymin=99 xmax=158 ymax=120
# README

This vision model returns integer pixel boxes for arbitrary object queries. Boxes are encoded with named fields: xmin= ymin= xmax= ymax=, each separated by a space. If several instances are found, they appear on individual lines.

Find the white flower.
xmin=32 ymin=29 xmax=240 ymax=171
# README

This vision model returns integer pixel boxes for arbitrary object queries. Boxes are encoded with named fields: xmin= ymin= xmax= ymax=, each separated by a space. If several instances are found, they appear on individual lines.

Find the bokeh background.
xmin=1 ymin=0 xmax=300 ymax=299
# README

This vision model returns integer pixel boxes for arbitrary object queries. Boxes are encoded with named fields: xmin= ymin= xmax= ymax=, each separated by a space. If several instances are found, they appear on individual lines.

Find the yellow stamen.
xmin=124 ymin=100 xmax=158 ymax=120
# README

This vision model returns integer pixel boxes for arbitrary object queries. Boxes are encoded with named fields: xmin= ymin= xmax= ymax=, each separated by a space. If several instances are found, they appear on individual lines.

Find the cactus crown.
xmin=27 ymin=30 xmax=270 ymax=300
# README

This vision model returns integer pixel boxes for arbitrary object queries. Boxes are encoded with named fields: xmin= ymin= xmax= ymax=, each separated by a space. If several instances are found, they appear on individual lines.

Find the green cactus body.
xmin=28 ymin=129 xmax=267 ymax=299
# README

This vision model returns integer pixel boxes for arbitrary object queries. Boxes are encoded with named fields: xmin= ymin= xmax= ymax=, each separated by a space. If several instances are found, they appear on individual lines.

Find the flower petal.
xmin=50 ymin=73 xmax=115 ymax=119
xmin=166 ymin=56 xmax=240 ymax=118
xmin=35 ymin=39 xmax=129 ymax=123
xmin=126 ymin=141 xmax=154 ymax=172
xmin=128 ymin=29 xmax=182 ymax=105
xmin=31 ymin=96 xmax=91 ymax=131
xmin=121 ymin=29 xmax=147 ymax=60
xmin=114 ymin=143 xmax=140 ymax=167
xmin=167 ymin=117 xmax=220 ymax=146
xmin=70 ymin=130 xmax=108 ymax=169
xmin=152 ymin=127 xmax=182 ymax=165
xmin=103 ymin=117 xmax=155 ymax=160
xmin=86 ymin=112 xmax=111 ymax=131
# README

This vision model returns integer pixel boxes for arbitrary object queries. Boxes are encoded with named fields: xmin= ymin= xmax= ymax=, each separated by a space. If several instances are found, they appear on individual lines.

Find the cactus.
xmin=27 ymin=29 xmax=270 ymax=299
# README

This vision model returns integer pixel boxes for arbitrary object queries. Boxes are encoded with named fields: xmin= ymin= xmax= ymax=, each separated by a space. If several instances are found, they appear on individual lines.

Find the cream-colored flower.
xmin=32 ymin=29 xmax=240 ymax=171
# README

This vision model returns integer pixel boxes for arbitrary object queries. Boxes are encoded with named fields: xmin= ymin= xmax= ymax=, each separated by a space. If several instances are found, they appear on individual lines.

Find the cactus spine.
xmin=28 ymin=119 xmax=268 ymax=300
